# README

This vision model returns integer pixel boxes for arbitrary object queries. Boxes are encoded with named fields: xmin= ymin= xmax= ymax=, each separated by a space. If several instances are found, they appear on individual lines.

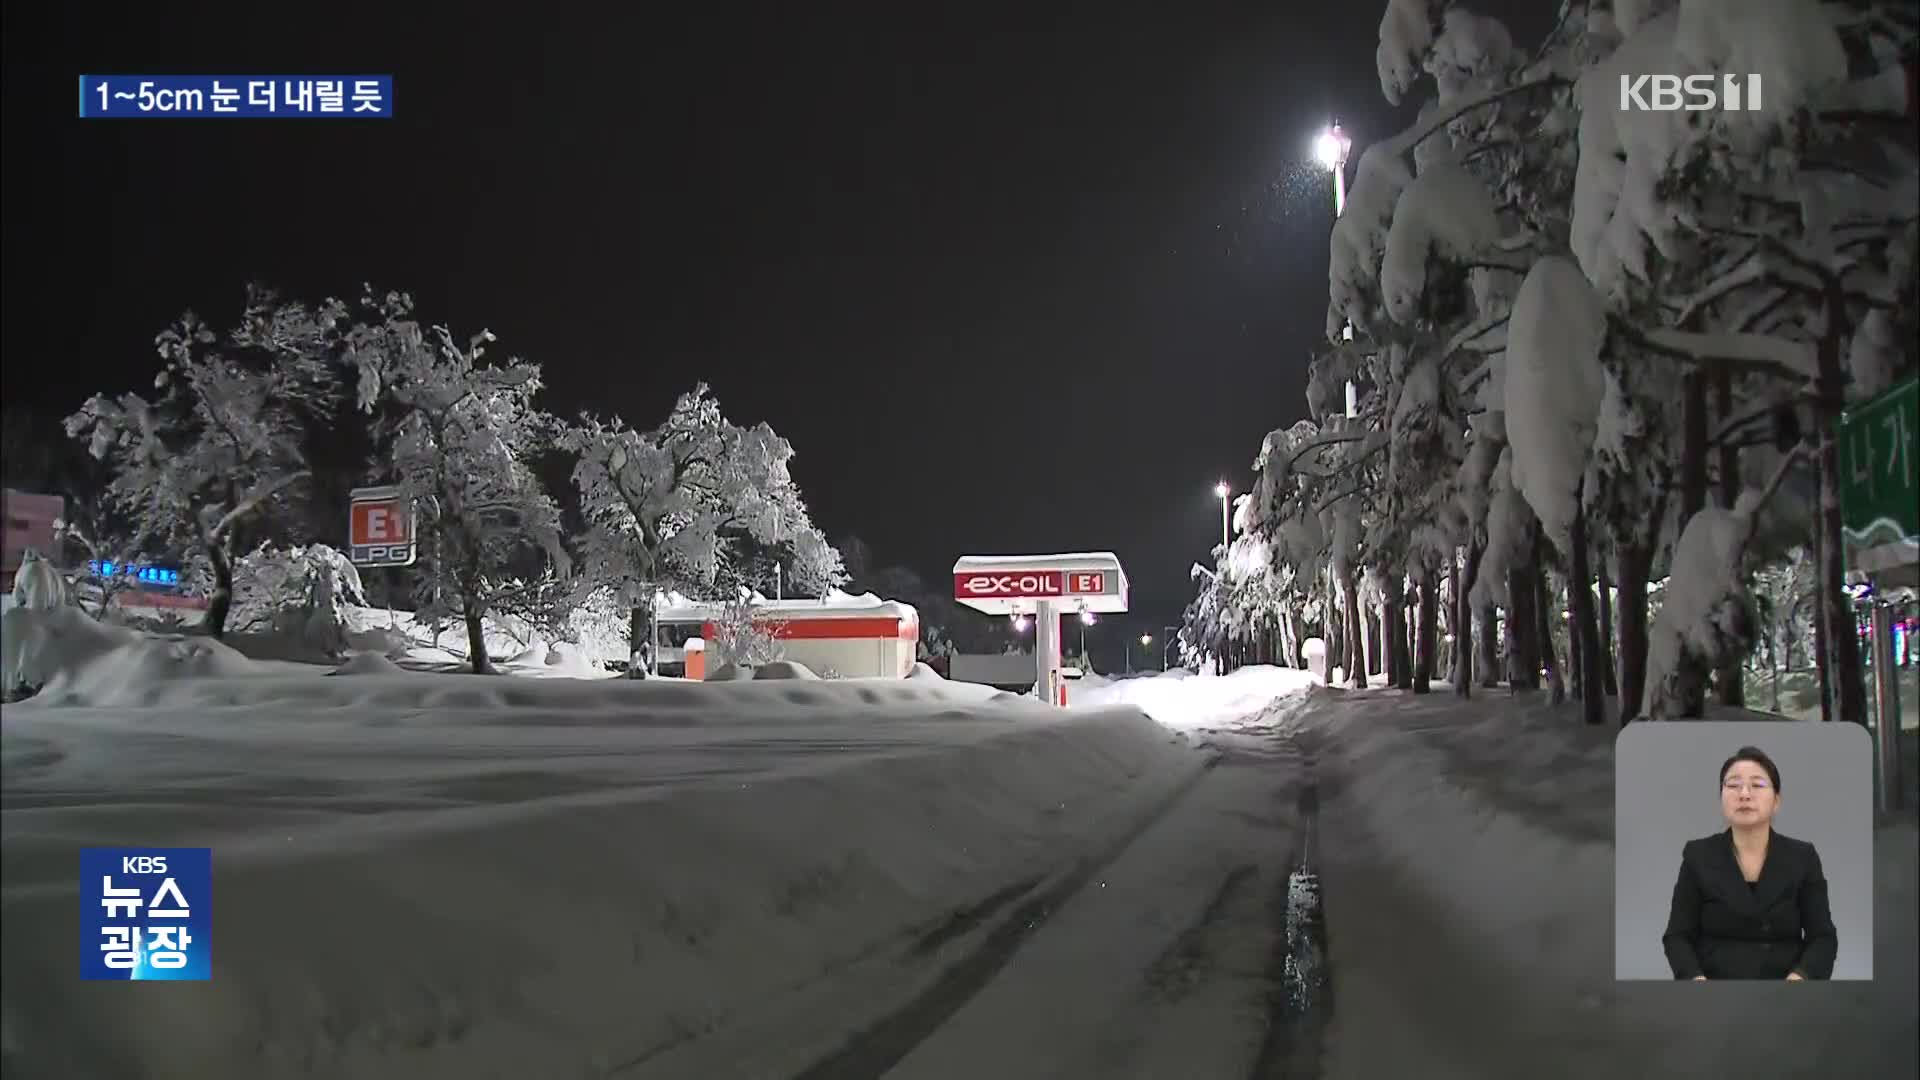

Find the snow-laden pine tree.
xmin=1567 ymin=0 xmax=1917 ymax=722
xmin=64 ymin=288 xmax=344 ymax=638
xmin=1293 ymin=0 xmax=1914 ymax=725
xmin=344 ymin=291 xmax=570 ymax=674
xmin=561 ymin=384 xmax=843 ymax=676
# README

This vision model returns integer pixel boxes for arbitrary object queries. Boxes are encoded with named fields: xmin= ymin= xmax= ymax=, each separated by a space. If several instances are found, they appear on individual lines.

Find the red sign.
xmin=348 ymin=486 xmax=416 ymax=568
xmin=1067 ymin=571 xmax=1105 ymax=594
xmin=350 ymin=500 xmax=411 ymax=546
xmin=954 ymin=570 xmax=1064 ymax=599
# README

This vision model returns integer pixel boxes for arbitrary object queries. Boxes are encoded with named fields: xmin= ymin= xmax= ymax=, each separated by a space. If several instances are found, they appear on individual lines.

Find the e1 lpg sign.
xmin=348 ymin=485 xmax=416 ymax=568
xmin=954 ymin=570 xmax=1064 ymax=600
xmin=1066 ymin=571 xmax=1113 ymax=595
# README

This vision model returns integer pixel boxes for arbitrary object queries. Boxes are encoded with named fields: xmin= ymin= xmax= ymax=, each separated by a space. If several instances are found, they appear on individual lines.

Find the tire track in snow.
xmin=788 ymin=753 xmax=1222 ymax=1080
xmin=1249 ymin=736 xmax=1333 ymax=1080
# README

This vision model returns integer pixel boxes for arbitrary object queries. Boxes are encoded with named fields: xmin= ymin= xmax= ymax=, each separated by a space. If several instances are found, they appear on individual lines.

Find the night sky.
xmin=2 ymin=2 xmax=1551 ymax=643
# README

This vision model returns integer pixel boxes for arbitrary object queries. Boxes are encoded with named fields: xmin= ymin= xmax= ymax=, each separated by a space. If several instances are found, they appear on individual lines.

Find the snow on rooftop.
xmin=655 ymin=588 xmax=918 ymax=621
xmin=950 ymin=552 xmax=1124 ymax=572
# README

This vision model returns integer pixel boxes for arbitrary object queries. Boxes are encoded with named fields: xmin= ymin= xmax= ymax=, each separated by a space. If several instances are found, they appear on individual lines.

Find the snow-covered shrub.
xmin=559 ymin=585 xmax=632 ymax=668
xmin=707 ymin=598 xmax=786 ymax=667
xmin=228 ymin=543 xmax=366 ymax=657
xmin=8 ymin=550 xmax=68 ymax=612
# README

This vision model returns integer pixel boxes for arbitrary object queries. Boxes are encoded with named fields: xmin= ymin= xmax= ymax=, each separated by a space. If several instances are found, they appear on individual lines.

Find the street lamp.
xmin=1136 ymin=632 xmax=1151 ymax=675
xmin=1315 ymin=123 xmax=1359 ymax=417
xmin=1214 ymin=482 xmax=1231 ymax=553
xmin=1314 ymin=124 xmax=1350 ymax=214
xmin=1079 ymin=608 xmax=1095 ymax=659
xmin=1012 ymin=614 xmax=1030 ymax=633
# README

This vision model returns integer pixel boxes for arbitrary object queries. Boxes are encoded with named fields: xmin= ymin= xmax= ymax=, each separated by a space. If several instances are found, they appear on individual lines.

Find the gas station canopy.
xmin=951 ymin=552 xmax=1129 ymax=616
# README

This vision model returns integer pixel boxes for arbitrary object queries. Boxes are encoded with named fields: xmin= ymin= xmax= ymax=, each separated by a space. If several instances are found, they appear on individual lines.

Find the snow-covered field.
xmin=1 ymin=612 xmax=1214 ymax=1077
xmin=4 ymin=612 xmax=1914 ymax=1078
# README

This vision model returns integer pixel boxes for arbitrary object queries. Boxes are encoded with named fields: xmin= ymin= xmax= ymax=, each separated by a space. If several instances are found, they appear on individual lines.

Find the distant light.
xmin=1214 ymin=482 xmax=1229 ymax=499
xmin=1081 ymin=610 xmax=1096 ymax=624
xmin=1140 ymin=634 xmax=1152 ymax=645
xmin=1013 ymin=615 xmax=1031 ymax=632
xmin=1314 ymin=126 xmax=1350 ymax=171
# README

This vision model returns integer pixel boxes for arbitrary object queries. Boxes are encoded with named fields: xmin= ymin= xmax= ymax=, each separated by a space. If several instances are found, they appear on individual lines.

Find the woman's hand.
xmin=1786 ymin=972 xmax=1804 ymax=982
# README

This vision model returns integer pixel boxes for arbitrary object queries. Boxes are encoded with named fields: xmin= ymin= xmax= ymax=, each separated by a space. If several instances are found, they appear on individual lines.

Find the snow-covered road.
xmin=838 ymin=716 xmax=1322 ymax=1079
xmin=4 ymin=629 xmax=1913 ymax=1079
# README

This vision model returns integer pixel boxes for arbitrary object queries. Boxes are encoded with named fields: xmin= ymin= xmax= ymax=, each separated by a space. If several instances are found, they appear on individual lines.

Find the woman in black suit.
xmin=1663 ymin=745 xmax=1838 ymax=980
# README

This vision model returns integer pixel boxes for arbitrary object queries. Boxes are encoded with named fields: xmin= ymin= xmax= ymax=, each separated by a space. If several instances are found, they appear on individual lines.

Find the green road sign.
xmin=1839 ymin=376 xmax=1917 ymax=578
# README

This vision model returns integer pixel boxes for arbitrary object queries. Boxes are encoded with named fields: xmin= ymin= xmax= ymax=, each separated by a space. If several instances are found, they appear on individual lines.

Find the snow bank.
xmin=1504 ymin=256 xmax=1608 ymax=554
xmin=1077 ymin=664 xmax=1317 ymax=732
xmin=1293 ymin=689 xmax=1916 ymax=1079
xmin=1 ymin=668 xmax=1209 ymax=1077
xmin=330 ymin=652 xmax=407 ymax=677
xmin=753 ymin=660 xmax=819 ymax=680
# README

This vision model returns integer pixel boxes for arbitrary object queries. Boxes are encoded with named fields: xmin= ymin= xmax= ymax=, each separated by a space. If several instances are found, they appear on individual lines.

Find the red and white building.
xmin=656 ymin=590 xmax=921 ymax=679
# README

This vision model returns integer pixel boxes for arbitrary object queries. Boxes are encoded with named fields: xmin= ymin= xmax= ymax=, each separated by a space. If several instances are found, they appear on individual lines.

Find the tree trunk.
xmin=1569 ymin=492 xmax=1606 ymax=725
xmin=1614 ymin=480 xmax=1668 ymax=723
xmin=1713 ymin=370 xmax=1747 ymax=707
xmin=1813 ymin=284 xmax=1868 ymax=724
xmin=1478 ymin=602 xmax=1501 ymax=688
xmin=1458 ymin=541 xmax=1484 ymax=698
xmin=1597 ymin=554 xmax=1619 ymax=696
xmin=1535 ymin=554 xmax=1564 ymax=705
xmin=1385 ymin=577 xmax=1411 ymax=689
xmin=627 ymin=604 xmax=649 ymax=678
xmin=1344 ymin=567 xmax=1368 ymax=689
xmin=1446 ymin=549 xmax=1463 ymax=690
xmin=1674 ymin=369 xmax=1711 ymax=715
xmin=204 ymin=539 xmax=235 ymax=640
xmin=1366 ymin=609 xmax=1382 ymax=677
xmin=1413 ymin=567 xmax=1438 ymax=693
xmin=1617 ymin=536 xmax=1654 ymax=723
xmin=1507 ymin=559 xmax=1539 ymax=690
xmin=463 ymin=600 xmax=493 ymax=675
xmin=1811 ymin=524 xmax=1834 ymax=722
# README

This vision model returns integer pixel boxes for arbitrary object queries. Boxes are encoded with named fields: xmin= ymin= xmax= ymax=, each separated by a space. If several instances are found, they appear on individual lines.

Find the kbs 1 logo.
xmin=80 ymin=848 xmax=212 ymax=980
xmin=1619 ymin=73 xmax=1763 ymax=112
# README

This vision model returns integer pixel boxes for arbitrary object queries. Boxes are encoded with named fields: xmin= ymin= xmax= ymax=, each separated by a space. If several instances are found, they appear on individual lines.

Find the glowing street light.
xmin=1316 ymin=123 xmax=1360 ymax=418
xmin=1012 ymin=614 xmax=1031 ymax=633
xmin=1214 ymin=482 xmax=1231 ymax=553
xmin=1314 ymin=124 xmax=1351 ymax=214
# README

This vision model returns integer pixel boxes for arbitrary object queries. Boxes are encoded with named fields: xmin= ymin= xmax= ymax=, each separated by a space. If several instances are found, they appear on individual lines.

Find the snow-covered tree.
xmin=64 ymin=288 xmax=344 ymax=638
xmin=707 ymin=596 xmax=786 ymax=668
xmin=228 ymin=542 xmax=367 ymax=657
xmin=1288 ymin=0 xmax=1915 ymax=726
xmin=561 ymin=384 xmax=842 ymax=676
xmin=344 ymin=291 xmax=569 ymax=674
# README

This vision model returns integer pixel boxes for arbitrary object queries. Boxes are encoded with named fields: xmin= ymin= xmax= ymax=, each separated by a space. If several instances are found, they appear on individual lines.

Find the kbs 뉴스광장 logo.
xmin=80 ymin=847 xmax=212 ymax=980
